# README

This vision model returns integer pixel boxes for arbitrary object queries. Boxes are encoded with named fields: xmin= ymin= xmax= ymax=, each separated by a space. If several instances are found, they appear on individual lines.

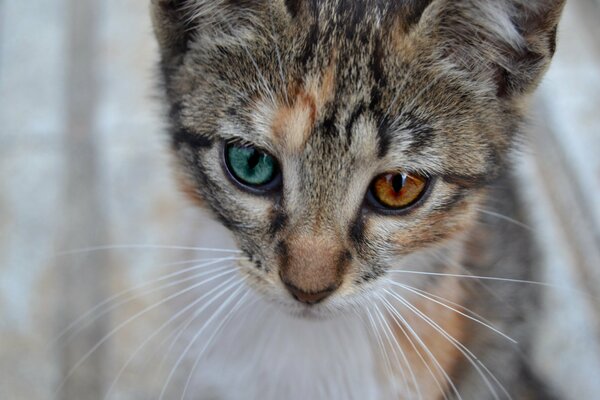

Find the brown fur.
xmin=280 ymin=234 xmax=348 ymax=294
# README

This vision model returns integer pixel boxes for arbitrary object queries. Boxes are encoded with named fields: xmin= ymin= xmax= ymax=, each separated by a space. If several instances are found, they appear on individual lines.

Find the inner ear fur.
xmin=425 ymin=0 xmax=565 ymax=98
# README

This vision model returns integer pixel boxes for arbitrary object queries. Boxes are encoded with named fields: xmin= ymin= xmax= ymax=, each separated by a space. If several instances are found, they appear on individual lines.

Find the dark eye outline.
xmin=365 ymin=172 xmax=434 ymax=215
xmin=221 ymin=141 xmax=283 ymax=195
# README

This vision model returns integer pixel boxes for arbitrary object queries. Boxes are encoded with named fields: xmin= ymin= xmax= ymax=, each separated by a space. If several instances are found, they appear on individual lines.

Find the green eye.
xmin=224 ymin=143 xmax=281 ymax=191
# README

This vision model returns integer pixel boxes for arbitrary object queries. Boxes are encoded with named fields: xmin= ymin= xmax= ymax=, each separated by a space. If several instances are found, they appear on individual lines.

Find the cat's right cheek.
xmin=173 ymin=167 xmax=207 ymax=209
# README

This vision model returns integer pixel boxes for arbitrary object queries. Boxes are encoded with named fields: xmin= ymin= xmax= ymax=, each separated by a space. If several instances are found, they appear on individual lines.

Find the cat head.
xmin=151 ymin=0 xmax=564 ymax=317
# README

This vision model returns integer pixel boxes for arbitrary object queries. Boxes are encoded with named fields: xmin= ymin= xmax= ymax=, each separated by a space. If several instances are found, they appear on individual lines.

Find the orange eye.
xmin=368 ymin=172 xmax=429 ymax=211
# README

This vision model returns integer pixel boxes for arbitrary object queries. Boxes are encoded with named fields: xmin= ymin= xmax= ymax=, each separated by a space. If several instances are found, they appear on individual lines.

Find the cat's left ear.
xmin=430 ymin=0 xmax=566 ymax=98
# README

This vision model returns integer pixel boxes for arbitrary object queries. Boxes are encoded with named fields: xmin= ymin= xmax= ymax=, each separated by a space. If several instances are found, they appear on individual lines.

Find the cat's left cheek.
xmin=388 ymin=192 xmax=483 ymax=250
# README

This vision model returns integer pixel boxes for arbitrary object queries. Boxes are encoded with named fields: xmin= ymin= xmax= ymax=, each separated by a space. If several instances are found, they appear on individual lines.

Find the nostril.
xmin=283 ymin=281 xmax=337 ymax=305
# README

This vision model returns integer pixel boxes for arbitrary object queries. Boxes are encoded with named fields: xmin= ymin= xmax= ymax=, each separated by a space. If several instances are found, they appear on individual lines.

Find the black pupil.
xmin=392 ymin=174 xmax=405 ymax=193
xmin=247 ymin=149 xmax=261 ymax=169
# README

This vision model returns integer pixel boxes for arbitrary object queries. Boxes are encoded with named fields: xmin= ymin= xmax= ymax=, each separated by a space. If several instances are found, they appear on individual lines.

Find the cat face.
xmin=152 ymin=0 xmax=564 ymax=317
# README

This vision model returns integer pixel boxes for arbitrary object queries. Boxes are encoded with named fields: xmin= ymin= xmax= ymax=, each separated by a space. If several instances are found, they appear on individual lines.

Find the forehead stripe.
xmin=376 ymin=116 xmax=392 ymax=158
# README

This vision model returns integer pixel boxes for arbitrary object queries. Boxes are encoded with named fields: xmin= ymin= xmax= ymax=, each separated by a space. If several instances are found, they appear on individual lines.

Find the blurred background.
xmin=0 ymin=0 xmax=599 ymax=399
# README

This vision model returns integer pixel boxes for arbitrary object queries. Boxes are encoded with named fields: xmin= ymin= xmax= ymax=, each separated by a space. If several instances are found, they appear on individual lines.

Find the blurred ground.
xmin=0 ymin=1 xmax=599 ymax=399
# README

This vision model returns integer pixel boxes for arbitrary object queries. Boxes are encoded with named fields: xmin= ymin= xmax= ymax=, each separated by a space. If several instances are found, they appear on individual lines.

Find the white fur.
xmin=181 ymin=291 xmax=396 ymax=400
xmin=166 ymin=243 xmax=463 ymax=400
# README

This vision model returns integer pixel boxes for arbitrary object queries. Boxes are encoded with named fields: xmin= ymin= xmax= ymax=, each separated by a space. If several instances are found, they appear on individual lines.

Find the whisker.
xmin=137 ymin=288 xmax=215 ymax=390
xmin=372 ymin=303 xmax=419 ymax=399
xmin=152 ymin=281 xmax=252 ymax=381
xmin=52 ymin=258 xmax=238 ymax=347
xmin=390 ymin=268 xmax=596 ymax=302
xmin=475 ymin=208 xmax=534 ymax=232
xmin=337 ymin=318 xmax=357 ymax=400
xmin=389 ymin=269 xmax=564 ymax=287
xmin=388 ymin=280 xmax=517 ymax=344
xmin=372 ymin=305 xmax=408 ymax=386
xmin=102 ymin=275 xmax=242 ymax=400
xmin=160 ymin=283 xmax=247 ymax=400
xmin=52 ymin=267 xmax=237 ymax=398
xmin=242 ymin=302 xmax=272 ymax=375
xmin=386 ymin=289 xmax=508 ymax=400
xmin=429 ymin=250 xmax=508 ymax=308
xmin=380 ymin=294 xmax=457 ymax=400
xmin=141 ymin=287 xmax=247 ymax=390
xmin=181 ymin=289 xmax=254 ymax=399
xmin=364 ymin=306 xmax=394 ymax=380
xmin=54 ymin=244 xmax=243 ymax=257
xmin=391 ymin=272 xmax=496 ymax=327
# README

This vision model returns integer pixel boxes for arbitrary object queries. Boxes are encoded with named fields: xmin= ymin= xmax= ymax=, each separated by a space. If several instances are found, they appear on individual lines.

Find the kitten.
xmin=151 ymin=0 xmax=565 ymax=399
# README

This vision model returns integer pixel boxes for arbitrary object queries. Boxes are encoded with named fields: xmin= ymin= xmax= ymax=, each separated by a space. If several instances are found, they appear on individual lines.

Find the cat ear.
xmin=151 ymin=0 xmax=265 ymax=60
xmin=431 ymin=0 xmax=565 ymax=98
xmin=391 ymin=0 xmax=436 ymax=32
xmin=150 ymin=0 xmax=193 ymax=59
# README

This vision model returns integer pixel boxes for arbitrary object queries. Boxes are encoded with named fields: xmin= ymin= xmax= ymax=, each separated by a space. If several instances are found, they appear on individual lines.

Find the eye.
xmin=367 ymin=172 xmax=429 ymax=212
xmin=224 ymin=142 xmax=282 ymax=192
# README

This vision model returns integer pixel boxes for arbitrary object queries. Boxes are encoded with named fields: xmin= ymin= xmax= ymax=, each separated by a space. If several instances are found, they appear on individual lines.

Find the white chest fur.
xmin=180 ymin=294 xmax=400 ymax=400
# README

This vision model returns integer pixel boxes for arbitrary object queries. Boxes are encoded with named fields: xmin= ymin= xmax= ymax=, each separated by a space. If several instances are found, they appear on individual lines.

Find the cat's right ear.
xmin=151 ymin=0 xmax=265 ymax=62
xmin=151 ymin=0 xmax=194 ymax=61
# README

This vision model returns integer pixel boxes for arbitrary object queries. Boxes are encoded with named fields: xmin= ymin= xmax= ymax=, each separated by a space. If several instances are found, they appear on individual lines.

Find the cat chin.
xmin=273 ymin=295 xmax=367 ymax=321
xmin=285 ymin=306 xmax=336 ymax=320
xmin=238 ymin=263 xmax=378 ymax=320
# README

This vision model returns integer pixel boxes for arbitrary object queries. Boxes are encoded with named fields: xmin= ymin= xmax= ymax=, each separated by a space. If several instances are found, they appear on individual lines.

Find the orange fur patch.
xmin=271 ymin=59 xmax=337 ymax=152
xmin=271 ymin=90 xmax=316 ymax=152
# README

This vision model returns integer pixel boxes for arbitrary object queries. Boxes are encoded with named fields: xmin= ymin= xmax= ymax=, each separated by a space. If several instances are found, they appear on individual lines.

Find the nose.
xmin=283 ymin=280 xmax=338 ymax=305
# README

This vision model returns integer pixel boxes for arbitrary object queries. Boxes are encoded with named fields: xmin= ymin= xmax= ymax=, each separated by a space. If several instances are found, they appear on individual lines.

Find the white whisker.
xmin=102 ymin=275 xmax=242 ymax=400
xmin=55 ymin=244 xmax=243 ymax=257
xmin=429 ymin=250 xmax=508 ymax=307
xmin=372 ymin=303 xmax=419 ymax=399
xmin=364 ymin=306 xmax=394 ymax=380
xmin=52 ymin=267 xmax=237 ymax=398
xmin=381 ymin=294 xmax=460 ymax=400
xmin=386 ymin=290 xmax=509 ymax=400
xmin=389 ymin=269 xmax=557 ymax=287
xmin=475 ymin=208 xmax=533 ymax=232
xmin=160 ymin=283 xmax=247 ymax=400
xmin=389 ymin=280 xmax=517 ymax=344
xmin=181 ymin=289 xmax=254 ymax=399
xmin=52 ymin=258 xmax=239 ymax=347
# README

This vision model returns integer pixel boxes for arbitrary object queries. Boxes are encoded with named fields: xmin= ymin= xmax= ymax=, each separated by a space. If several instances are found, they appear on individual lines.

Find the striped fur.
xmin=152 ymin=1 xmax=565 ymax=398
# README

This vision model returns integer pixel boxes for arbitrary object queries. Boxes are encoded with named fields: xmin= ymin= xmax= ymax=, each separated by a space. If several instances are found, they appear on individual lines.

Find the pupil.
xmin=247 ymin=150 xmax=261 ymax=169
xmin=391 ymin=174 xmax=404 ymax=193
